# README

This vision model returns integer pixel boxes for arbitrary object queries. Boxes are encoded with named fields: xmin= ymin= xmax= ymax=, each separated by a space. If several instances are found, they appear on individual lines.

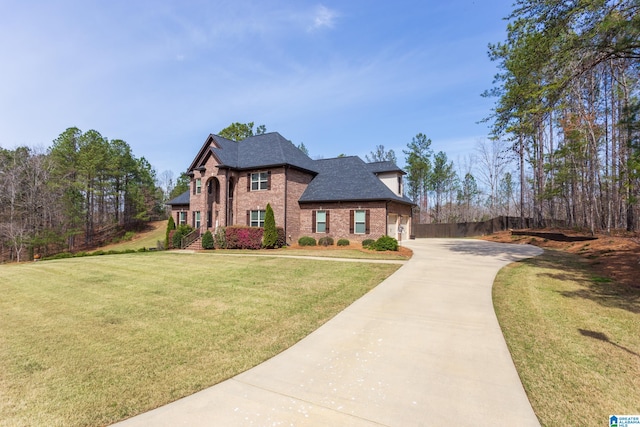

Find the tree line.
xmin=0 ymin=127 xmax=163 ymax=262
xmin=484 ymin=0 xmax=639 ymax=233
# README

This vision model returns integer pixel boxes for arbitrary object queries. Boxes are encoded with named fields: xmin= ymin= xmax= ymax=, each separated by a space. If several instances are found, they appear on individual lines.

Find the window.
xmin=350 ymin=209 xmax=370 ymax=235
xmin=313 ymin=210 xmax=330 ymax=233
xmin=249 ymin=210 xmax=265 ymax=227
xmin=195 ymin=211 xmax=201 ymax=228
xmin=195 ymin=178 xmax=202 ymax=194
xmin=354 ymin=210 xmax=366 ymax=234
xmin=250 ymin=172 xmax=269 ymax=191
xmin=178 ymin=212 xmax=187 ymax=226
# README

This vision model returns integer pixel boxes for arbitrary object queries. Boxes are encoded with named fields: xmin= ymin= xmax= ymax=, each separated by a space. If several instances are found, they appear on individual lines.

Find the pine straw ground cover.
xmin=0 ymin=252 xmax=400 ymax=426
xmin=486 ymin=231 xmax=639 ymax=426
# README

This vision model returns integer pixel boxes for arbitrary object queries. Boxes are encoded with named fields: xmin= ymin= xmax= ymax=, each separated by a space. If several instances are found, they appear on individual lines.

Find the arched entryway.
xmin=206 ymin=177 xmax=220 ymax=228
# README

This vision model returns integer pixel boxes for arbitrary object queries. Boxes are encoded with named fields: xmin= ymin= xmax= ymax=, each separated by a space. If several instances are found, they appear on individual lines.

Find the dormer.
xmin=366 ymin=161 xmax=405 ymax=197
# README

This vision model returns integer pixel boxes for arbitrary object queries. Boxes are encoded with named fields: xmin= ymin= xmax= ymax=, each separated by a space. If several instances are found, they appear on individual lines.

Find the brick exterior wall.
xmin=284 ymin=168 xmax=314 ymax=245
xmin=298 ymin=201 xmax=387 ymax=243
xmin=236 ymin=167 xmax=286 ymax=227
xmin=171 ymin=139 xmax=414 ymax=245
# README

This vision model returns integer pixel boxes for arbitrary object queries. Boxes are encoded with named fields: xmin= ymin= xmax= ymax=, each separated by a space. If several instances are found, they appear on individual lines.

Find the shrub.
xmin=298 ymin=236 xmax=316 ymax=246
xmin=172 ymin=230 xmax=184 ymax=249
xmin=262 ymin=203 xmax=278 ymax=249
xmin=225 ymin=226 xmax=263 ymax=249
xmin=201 ymin=230 xmax=214 ymax=249
xmin=177 ymin=224 xmax=194 ymax=235
xmin=276 ymin=227 xmax=286 ymax=248
xmin=214 ymin=227 xmax=227 ymax=249
xmin=370 ymin=235 xmax=399 ymax=251
xmin=337 ymin=238 xmax=350 ymax=246
xmin=362 ymin=239 xmax=375 ymax=248
xmin=318 ymin=236 xmax=334 ymax=246
xmin=165 ymin=216 xmax=175 ymax=249
xmin=138 ymin=247 xmax=148 ymax=252
xmin=45 ymin=252 xmax=73 ymax=260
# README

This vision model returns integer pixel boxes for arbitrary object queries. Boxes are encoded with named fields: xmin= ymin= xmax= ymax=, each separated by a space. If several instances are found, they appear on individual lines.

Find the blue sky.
xmin=0 ymin=0 xmax=513 ymax=176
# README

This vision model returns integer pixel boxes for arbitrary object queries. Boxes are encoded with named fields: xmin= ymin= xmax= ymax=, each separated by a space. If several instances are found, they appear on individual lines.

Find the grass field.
xmin=0 ymin=252 xmax=400 ymax=426
xmin=100 ymin=221 xmax=167 ymax=252
xmin=493 ymin=250 xmax=640 ymax=426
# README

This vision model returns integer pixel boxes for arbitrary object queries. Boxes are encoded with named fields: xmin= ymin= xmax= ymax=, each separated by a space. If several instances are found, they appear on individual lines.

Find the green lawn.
xmin=493 ymin=250 xmax=640 ymax=426
xmin=100 ymin=221 xmax=167 ymax=252
xmin=0 ymin=252 xmax=400 ymax=426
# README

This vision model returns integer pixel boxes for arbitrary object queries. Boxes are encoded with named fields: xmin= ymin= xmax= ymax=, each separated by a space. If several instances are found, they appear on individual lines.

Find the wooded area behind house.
xmin=402 ymin=0 xmax=639 ymax=232
xmin=0 ymin=128 xmax=165 ymax=262
xmin=485 ymin=0 xmax=640 ymax=233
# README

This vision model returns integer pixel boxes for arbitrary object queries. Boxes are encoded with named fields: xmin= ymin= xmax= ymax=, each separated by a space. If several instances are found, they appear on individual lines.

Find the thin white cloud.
xmin=309 ymin=4 xmax=338 ymax=31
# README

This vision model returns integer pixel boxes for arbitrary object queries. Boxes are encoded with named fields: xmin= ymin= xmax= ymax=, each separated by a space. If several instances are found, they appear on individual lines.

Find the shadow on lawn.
xmin=579 ymin=329 xmax=640 ymax=358
xmin=532 ymin=253 xmax=640 ymax=314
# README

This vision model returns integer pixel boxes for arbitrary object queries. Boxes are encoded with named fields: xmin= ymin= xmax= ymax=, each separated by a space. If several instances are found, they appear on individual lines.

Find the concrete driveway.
xmin=113 ymin=238 xmax=543 ymax=426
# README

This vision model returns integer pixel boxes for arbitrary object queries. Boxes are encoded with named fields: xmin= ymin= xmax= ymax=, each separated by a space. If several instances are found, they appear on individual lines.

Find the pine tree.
xmin=262 ymin=203 xmax=277 ymax=248
xmin=165 ymin=216 xmax=175 ymax=249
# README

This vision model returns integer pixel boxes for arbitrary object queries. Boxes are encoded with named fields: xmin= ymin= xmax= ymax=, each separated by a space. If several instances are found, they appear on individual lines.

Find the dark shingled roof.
xmin=165 ymin=190 xmax=190 ymax=206
xmin=183 ymin=132 xmax=414 ymax=207
xmin=209 ymin=132 xmax=318 ymax=173
xmin=299 ymin=156 xmax=413 ymax=204
xmin=366 ymin=160 xmax=405 ymax=175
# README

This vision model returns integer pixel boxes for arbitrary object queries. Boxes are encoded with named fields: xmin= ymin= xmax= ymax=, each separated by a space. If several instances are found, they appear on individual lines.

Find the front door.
xmin=387 ymin=214 xmax=397 ymax=237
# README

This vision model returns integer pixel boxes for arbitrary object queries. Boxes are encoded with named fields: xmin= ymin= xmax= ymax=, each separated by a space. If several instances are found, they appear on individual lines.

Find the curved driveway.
xmin=114 ymin=238 xmax=542 ymax=426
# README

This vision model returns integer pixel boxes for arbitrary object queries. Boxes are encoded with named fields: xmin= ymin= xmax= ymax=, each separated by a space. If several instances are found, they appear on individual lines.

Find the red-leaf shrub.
xmin=225 ymin=226 xmax=263 ymax=249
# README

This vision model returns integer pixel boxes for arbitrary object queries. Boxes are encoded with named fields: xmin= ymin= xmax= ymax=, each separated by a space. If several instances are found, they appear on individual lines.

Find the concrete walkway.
xmin=113 ymin=239 xmax=542 ymax=426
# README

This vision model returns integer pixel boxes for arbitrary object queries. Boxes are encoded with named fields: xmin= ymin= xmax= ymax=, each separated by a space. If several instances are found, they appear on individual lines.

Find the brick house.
xmin=166 ymin=132 xmax=415 ymax=245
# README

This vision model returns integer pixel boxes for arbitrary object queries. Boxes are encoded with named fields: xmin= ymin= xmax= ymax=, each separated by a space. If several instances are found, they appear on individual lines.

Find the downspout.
xmin=284 ymin=165 xmax=288 ymax=240
xmin=225 ymin=169 xmax=229 ymax=226
xmin=385 ymin=201 xmax=389 ymax=237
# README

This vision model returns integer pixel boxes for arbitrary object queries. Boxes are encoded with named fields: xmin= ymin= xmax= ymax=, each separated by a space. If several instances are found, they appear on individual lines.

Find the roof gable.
xmin=187 ymin=132 xmax=317 ymax=174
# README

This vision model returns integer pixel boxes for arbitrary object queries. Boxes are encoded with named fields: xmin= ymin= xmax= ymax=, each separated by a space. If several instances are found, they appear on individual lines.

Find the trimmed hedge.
xmin=226 ymin=226 xmax=263 ymax=249
xmin=172 ymin=230 xmax=183 ymax=249
xmin=362 ymin=239 xmax=375 ymax=248
xmin=318 ymin=236 xmax=334 ymax=246
xmin=337 ymin=238 xmax=350 ymax=246
xmin=214 ymin=227 xmax=227 ymax=249
xmin=276 ymin=227 xmax=286 ymax=248
xmin=201 ymin=230 xmax=214 ymax=249
xmin=370 ymin=235 xmax=399 ymax=251
xmin=298 ymin=236 xmax=316 ymax=246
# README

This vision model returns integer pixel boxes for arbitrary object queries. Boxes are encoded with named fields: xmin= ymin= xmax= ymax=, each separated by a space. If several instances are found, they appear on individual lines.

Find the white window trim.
xmin=354 ymin=210 xmax=366 ymax=234
xmin=251 ymin=172 xmax=268 ymax=191
xmin=316 ymin=210 xmax=327 ymax=233
xmin=250 ymin=210 xmax=266 ymax=227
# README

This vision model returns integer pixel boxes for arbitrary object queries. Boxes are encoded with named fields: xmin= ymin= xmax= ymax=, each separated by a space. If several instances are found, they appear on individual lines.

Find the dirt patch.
xmin=480 ymin=229 xmax=640 ymax=289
